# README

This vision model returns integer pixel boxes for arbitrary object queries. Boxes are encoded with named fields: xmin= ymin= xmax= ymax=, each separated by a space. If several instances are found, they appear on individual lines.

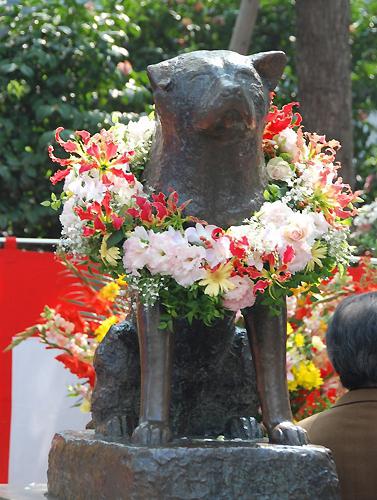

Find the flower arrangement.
xmin=287 ymin=257 xmax=377 ymax=419
xmin=7 ymin=261 xmax=129 ymax=410
xmin=44 ymin=98 xmax=360 ymax=325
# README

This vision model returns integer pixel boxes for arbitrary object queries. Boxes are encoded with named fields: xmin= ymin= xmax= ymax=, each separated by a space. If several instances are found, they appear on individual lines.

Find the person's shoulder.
xmin=298 ymin=409 xmax=331 ymax=434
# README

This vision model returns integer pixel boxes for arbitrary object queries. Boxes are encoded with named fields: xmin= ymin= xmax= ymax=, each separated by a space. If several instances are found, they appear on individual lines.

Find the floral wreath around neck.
xmin=46 ymin=98 xmax=361 ymax=328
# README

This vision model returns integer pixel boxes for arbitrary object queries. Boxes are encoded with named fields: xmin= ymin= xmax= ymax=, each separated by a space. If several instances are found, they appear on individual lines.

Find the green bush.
xmin=0 ymin=0 xmax=150 ymax=237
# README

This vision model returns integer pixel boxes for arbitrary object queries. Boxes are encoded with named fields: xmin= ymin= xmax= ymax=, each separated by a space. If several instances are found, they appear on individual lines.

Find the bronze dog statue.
xmin=92 ymin=50 xmax=308 ymax=447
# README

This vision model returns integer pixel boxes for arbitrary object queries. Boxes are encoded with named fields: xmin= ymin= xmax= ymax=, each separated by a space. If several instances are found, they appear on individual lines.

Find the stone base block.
xmin=47 ymin=431 xmax=339 ymax=500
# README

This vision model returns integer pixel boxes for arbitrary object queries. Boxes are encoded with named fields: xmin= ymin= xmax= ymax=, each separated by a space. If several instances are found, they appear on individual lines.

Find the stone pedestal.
xmin=47 ymin=431 xmax=339 ymax=500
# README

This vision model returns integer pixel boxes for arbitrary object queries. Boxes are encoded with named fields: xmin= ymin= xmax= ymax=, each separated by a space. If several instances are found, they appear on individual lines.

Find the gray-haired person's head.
xmin=326 ymin=292 xmax=377 ymax=390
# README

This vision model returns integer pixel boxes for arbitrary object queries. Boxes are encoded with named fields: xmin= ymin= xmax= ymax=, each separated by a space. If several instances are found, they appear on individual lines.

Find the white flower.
xmin=312 ymin=335 xmax=326 ymax=352
xmin=109 ymin=175 xmax=144 ymax=207
xmin=259 ymin=201 xmax=294 ymax=227
xmin=123 ymin=226 xmax=150 ymax=275
xmin=125 ymin=116 xmax=155 ymax=150
xmin=185 ymin=223 xmax=231 ymax=267
xmin=124 ymin=227 xmax=206 ymax=287
xmin=286 ymin=244 xmax=312 ymax=273
xmin=266 ymin=157 xmax=294 ymax=182
xmin=222 ymin=276 xmax=256 ymax=312
xmin=172 ymin=244 xmax=206 ymax=287
xmin=64 ymin=170 xmax=106 ymax=203
xmin=276 ymin=128 xmax=299 ymax=158
xmin=59 ymin=197 xmax=87 ymax=254
xmin=282 ymin=213 xmax=316 ymax=246
xmin=227 ymin=224 xmax=254 ymax=242
xmin=185 ymin=223 xmax=218 ymax=245
xmin=310 ymin=212 xmax=330 ymax=239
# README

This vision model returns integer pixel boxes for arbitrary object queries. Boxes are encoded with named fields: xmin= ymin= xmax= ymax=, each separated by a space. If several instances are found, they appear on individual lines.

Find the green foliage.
xmin=0 ymin=0 xmax=151 ymax=237
xmin=350 ymin=0 xmax=377 ymax=199
xmin=159 ymin=280 xmax=225 ymax=329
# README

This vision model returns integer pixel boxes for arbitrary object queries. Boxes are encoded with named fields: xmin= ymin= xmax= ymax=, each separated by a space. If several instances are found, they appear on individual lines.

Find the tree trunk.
xmin=229 ymin=0 xmax=259 ymax=55
xmin=296 ymin=0 xmax=354 ymax=186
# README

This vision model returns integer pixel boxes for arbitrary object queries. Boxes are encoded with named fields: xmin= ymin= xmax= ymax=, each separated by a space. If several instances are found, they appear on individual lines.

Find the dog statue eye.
xmin=237 ymin=69 xmax=251 ymax=79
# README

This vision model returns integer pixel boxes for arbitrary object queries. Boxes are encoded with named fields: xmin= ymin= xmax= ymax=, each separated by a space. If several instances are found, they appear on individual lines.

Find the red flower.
xmin=55 ymin=127 xmax=78 ymax=153
xmin=263 ymin=102 xmax=302 ymax=140
xmin=50 ymin=168 xmax=70 ymax=185
xmin=55 ymin=354 xmax=96 ymax=387
xmin=282 ymin=245 xmax=295 ymax=265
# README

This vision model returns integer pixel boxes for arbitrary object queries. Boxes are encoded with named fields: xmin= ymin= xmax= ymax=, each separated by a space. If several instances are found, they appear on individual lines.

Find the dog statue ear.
xmin=147 ymin=61 xmax=172 ymax=91
xmin=250 ymin=51 xmax=287 ymax=91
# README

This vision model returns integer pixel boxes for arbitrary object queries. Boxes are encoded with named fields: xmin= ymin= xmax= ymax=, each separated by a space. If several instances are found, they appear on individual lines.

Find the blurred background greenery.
xmin=0 ymin=0 xmax=376 ymax=237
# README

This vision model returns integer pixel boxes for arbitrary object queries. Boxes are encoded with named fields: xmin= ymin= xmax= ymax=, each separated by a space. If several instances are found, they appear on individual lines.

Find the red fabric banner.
xmin=0 ymin=239 xmax=72 ymax=483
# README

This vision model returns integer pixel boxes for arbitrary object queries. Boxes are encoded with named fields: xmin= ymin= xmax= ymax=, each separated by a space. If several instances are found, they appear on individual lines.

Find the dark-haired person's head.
xmin=326 ymin=292 xmax=377 ymax=390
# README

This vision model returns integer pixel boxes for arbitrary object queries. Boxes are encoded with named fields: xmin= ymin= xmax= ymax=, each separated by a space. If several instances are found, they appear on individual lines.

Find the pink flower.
xmin=122 ymin=227 xmax=150 ymax=275
xmin=222 ymin=276 xmax=256 ymax=311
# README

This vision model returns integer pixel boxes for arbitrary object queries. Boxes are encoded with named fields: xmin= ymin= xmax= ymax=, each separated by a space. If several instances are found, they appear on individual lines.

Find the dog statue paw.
xmin=269 ymin=421 xmax=308 ymax=446
xmin=132 ymin=421 xmax=171 ymax=446
xmin=226 ymin=416 xmax=264 ymax=440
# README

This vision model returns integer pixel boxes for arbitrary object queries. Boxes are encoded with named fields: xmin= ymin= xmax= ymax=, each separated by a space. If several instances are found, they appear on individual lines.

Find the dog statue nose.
xmin=221 ymin=84 xmax=242 ymax=98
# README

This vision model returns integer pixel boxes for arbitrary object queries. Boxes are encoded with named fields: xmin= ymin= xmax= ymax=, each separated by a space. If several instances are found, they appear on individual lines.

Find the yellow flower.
xmin=287 ymin=323 xmax=294 ymax=335
xmin=79 ymin=399 xmax=91 ymax=413
xmin=290 ymin=361 xmax=323 ymax=391
xmin=199 ymin=262 xmax=235 ymax=297
xmin=100 ymin=234 xmax=121 ymax=267
xmin=306 ymin=241 xmax=327 ymax=272
xmin=98 ymin=282 xmax=120 ymax=302
xmin=95 ymin=315 xmax=118 ymax=342
xmin=294 ymin=333 xmax=305 ymax=348
xmin=116 ymin=274 xmax=128 ymax=287
xmin=290 ymin=282 xmax=311 ymax=296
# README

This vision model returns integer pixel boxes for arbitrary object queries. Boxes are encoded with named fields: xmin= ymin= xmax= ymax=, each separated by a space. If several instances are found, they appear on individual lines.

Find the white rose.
xmin=260 ymin=201 xmax=294 ymax=227
xmin=266 ymin=157 xmax=293 ymax=182
xmin=276 ymin=128 xmax=299 ymax=158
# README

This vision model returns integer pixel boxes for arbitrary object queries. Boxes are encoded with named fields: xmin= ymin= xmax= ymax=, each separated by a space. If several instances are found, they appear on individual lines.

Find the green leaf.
xmin=1 ymin=62 xmax=17 ymax=73
xmin=106 ymin=230 xmax=124 ymax=247
xmin=19 ymin=64 xmax=34 ymax=78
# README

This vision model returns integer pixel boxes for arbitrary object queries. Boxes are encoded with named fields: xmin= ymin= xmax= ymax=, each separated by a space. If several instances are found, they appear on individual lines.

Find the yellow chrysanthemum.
xmin=306 ymin=241 xmax=327 ymax=272
xmin=289 ymin=361 xmax=323 ymax=391
xmin=100 ymin=234 xmax=121 ymax=267
xmin=199 ymin=262 xmax=235 ymax=297
xmin=95 ymin=315 xmax=118 ymax=342
xmin=287 ymin=323 xmax=294 ymax=335
xmin=294 ymin=333 xmax=305 ymax=348
xmin=98 ymin=282 xmax=120 ymax=302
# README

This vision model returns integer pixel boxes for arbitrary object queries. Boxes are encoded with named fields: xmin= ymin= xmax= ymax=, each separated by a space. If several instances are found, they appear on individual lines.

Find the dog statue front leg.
xmin=243 ymin=301 xmax=308 ymax=446
xmin=131 ymin=300 xmax=173 ymax=446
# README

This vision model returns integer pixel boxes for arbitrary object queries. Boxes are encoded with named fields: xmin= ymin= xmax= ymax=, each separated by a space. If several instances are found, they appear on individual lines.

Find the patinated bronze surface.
xmin=48 ymin=431 xmax=340 ymax=500
xmin=92 ymin=50 xmax=307 ymax=446
xmin=92 ymin=318 xmax=261 ymax=440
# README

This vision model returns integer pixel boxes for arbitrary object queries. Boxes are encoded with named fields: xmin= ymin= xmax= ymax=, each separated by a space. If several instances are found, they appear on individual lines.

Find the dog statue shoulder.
xmin=131 ymin=50 xmax=308 ymax=446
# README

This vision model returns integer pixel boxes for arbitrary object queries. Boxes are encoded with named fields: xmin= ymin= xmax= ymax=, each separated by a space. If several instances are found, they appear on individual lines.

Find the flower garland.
xmin=45 ymin=99 xmax=360 ymax=326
